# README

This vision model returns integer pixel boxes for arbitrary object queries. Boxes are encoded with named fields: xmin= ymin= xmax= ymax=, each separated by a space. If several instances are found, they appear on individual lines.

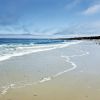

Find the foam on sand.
xmin=54 ymin=50 xmax=89 ymax=77
xmin=1 ymin=84 xmax=15 ymax=95
xmin=39 ymin=77 xmax=52 ymax=83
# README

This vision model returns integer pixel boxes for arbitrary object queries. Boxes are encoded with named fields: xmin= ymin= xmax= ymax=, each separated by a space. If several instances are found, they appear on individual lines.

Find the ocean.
xmin=0 ymin=38 xmax=77 ymax=62
xmin=0 ymin=38 xmax=64 ymax=61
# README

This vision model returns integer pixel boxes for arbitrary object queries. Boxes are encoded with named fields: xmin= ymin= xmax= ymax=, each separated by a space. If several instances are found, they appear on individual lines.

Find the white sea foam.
xmin=0 ymin=41 xmax=82 ymax=62
xmin=1 ymin=87 xmax=9 ymax=95
xmin=1 ymin=84 xmax=15 ymax=95
xmin=54 ymin=56 xmax=77 ymax=77
xmin=39 ymin=77 xmax=51 ymax=83
xmin=69 ymin=52 xmax=90 ymax=58
xmin=54 ymin=50 xmax=90 ymax=77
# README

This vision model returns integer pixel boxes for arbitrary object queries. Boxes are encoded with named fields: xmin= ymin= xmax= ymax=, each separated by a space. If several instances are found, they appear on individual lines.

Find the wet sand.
xmin=0 ymin=40 xmax=100 ymax=100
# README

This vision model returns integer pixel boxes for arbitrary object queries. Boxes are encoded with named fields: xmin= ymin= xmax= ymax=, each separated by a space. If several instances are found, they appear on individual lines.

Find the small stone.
xmin=85 ymin=95 xmax=88 ymax=98
xmin=33 ymin=94 xmax=38 ymax=96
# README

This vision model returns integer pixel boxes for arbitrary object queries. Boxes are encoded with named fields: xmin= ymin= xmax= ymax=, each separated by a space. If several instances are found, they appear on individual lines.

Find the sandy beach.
xmin=0 ymin=40 xmax=100 ymax=100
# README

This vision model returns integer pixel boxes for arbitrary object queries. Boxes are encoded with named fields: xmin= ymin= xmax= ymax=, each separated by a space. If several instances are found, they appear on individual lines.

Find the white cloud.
xmin=83 ymin=4 xmax=100 ymax=15
xmin=53 ymin=20 xmax=100 ymax=37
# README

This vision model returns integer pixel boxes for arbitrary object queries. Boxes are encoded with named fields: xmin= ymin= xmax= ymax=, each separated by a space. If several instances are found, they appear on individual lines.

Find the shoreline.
xmin=0 ymin=41 xmax=81 ymax=62
xmin=0 ymin=40 xmax=100 ymax=100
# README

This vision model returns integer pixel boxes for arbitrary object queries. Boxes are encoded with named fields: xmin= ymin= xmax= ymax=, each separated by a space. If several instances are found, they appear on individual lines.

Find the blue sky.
xmin=0 ymin=0 xmax=100 ymax=36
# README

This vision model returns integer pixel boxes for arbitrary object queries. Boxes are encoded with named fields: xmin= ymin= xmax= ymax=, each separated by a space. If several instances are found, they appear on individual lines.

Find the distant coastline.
xmin=57 ymin=35 xmax=100 ymax=40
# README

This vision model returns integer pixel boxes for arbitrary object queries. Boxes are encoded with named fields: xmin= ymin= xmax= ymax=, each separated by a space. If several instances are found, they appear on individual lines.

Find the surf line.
xmin=54 ymin=50 xmax=90 ymax=77
xmin=0 ymin=41 xmax=82 ymax=62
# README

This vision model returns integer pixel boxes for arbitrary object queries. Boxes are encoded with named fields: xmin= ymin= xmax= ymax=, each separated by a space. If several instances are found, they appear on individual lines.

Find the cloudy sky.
xmin=0 ymin=0 xmax=100 ymax=36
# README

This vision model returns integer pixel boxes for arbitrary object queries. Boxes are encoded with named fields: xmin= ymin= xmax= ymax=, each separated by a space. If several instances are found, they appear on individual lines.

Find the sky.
xmin=0 ymin=0 xmax=100 ymax=37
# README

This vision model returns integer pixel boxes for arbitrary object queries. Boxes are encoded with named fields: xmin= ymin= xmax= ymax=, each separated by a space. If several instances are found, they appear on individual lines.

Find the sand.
xmin=0 ymin=40 xmax=100 ymax=100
